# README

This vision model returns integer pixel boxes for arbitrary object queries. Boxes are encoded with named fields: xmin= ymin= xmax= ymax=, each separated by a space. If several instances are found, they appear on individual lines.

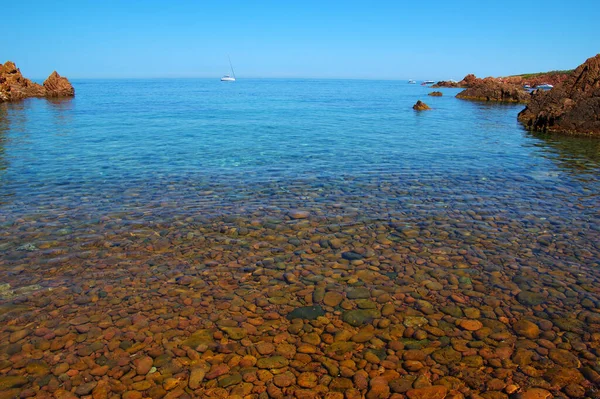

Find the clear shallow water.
xmin=1 ymin=79 xmax=599 ymax=397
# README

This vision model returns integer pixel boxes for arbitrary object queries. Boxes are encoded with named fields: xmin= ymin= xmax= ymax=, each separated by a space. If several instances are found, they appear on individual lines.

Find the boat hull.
xmin=221 ymin=77 xmax=236 ymax=82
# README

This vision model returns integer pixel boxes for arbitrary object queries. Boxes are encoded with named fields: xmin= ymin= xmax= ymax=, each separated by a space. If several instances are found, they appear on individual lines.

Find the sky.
xmin=3 ymin=0 xmax=599 ymax=80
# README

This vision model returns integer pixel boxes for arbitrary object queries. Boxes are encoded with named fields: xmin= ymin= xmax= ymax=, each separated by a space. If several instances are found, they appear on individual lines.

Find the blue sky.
xmin=3 ymin=0 xmax=599 ymax=80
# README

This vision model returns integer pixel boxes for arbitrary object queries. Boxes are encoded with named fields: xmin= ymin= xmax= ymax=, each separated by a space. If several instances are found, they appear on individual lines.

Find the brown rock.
xmin=273 ymin=371 xmax=296 ymax=388
xmin=413 ymin=100 xmax=431 ymax=111
xmin=189 ymin=367 xmax=206 ymax=389
xmin=406 ymin=385 xmax=448 ymax=399
xmin=0 ymin=60 xmax=73 ymax=102
xmin=428 ymin=91 xmax=443 ymax=96
xmin=458 ymin=319 xmax=483 ymax=331
xmin=324 ymin=291 xmax=344 ymax=307
xmin=297 ymin=372 xmax=318 ymax=388
xmin=367 ymin=376 xmax=390 ymax=399
xmin=43 ymin=71 xmax=75 ymax=97
xmin=456 ymin=77 xmax=530 ymax=103
xmin=511 ymin=388 xmax=552 ymax=399
xmin=513 ymin=319 xmax=540 ymax=339
xmin=518 ymin=53 xmax=600 ymax=136
xmin=135 ymin=356 xmax=153 ymax=375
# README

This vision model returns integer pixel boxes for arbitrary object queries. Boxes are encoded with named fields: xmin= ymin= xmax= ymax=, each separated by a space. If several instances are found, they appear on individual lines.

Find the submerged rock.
xmin=518 ymin=53 xmax=600 ymax=136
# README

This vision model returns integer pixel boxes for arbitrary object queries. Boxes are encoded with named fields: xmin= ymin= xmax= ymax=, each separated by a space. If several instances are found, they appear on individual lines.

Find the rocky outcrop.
xmin=456 ymin=78 xmax=530 ymax=103
xmin=413 ymin=100 xmax=431 ymax=110
xmin=433 ymin=71 xmax=572 ymax=89
xmin=428 ymin=91 xmax=443 ymax=97
xmin=518 ymin=54 xmax=600 ymax=137
xmin=432 ymin=74 xmax=477 ymax=88
xmin=43 ymin=71 xmax=75 ymax=97
xmin=0 ymin=61 xmax=74 ymax=102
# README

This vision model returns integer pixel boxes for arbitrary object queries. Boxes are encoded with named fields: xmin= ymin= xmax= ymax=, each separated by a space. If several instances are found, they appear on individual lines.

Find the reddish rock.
xmin=456 ymin=77 xmax=530 ymax=103
xmin=428 ymin=91 xmax=443 ymax=96
xmin=44 ymin=71 xmax=75 ymax=97
xmin=406 ymin=385 xmax=448 ymax=399
xmin=0 ymin=60 xmax=74 ymax=102
xmin=413 ymin=100 xmax=431 ymax=111
xmin=135 ymin=356 xmax=153 ymax=375
xmin=518 ymin=54 xmax=600 ymax=136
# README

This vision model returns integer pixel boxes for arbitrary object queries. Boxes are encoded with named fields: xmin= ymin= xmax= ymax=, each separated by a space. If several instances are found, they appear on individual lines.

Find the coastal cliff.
xmin=518 ymin=54 xmax=600 ymax=137
xmin=0 ymin=61 xmax=74 ymax=102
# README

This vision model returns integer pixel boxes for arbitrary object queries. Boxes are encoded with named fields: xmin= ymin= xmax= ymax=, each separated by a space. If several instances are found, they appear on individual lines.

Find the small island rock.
xmin=413 ymin=100 xmax=431 ymax=110
xmin=428 ymin=91 xmax=443 ymax=96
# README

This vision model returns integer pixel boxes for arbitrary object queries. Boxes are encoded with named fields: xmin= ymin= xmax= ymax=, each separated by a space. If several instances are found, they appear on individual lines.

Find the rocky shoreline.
xmin=518 ymin=54 xmax=600 ymax=137
xmin=0 ymin=61 xmax=74 ymax=103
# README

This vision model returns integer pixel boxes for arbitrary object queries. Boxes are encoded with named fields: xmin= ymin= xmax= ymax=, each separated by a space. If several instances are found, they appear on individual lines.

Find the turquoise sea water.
xmin=1 ymin=79 xmax=598 ymax=219
xmin=1 ymin=79 xmax=600 ymax=397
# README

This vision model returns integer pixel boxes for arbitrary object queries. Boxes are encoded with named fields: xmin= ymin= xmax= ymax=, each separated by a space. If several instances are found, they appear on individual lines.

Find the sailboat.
xmin=221 ymin=56 xmax=236 ymax=82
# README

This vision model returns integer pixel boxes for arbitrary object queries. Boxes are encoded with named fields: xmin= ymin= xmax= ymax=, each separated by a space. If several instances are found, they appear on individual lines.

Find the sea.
xmin=0 ymin=79 xmax=599 ymax=396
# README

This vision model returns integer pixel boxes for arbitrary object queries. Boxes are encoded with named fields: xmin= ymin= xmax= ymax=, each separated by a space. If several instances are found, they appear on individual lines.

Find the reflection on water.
xmin=527 ymin=130 xmax=600 ymax=175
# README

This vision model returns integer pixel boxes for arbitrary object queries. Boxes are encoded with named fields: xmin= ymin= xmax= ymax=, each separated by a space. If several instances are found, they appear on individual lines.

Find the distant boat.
xmin=423 ymin=80 xmax=435 ymax=84
xmin=408 ymin=79 xmax=416 ymax=84
xmin=221 ymin=56 xmax=236 ymax=82
xmin=537 ymin=83 xmax=553 ymax=89
xmin=523 ymin=84 xmax=531 ymax=89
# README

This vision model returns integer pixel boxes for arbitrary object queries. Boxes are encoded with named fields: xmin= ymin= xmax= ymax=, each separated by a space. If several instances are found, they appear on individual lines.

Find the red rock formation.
xmin=456 ymin=77 xmax=530 ymax=103
xmin=433 ymin=71 xmax=572 ymax=89
xmin=0 ymin=61 xmax=74 ymax=102
xmin=428 ymin=91 xmax=443 ymax=97
xmin=413 ymin=100 xmax=431 ymax=110
xmin=43 ymin=71 xmax=75 ymax=97
xmin=518 ymin=54 xmax=600 ymax=137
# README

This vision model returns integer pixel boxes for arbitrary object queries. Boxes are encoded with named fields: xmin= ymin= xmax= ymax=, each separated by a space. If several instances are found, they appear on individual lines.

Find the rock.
xmin=287 ymin=305 xmax=325 ymax=320
xmin=366 ymin=376 xmax=390 ymax=399
xmin=219 ymin=326 xmax=247 ymax=340
xmin=43 ymin=71 xmax=75 ymax=97
xmin=75 ymin=381 xmax=98 ymax=396
xmin=289 ymin=210 xmax=310 ymax=219
xmin=428 ymin=91 xmax=443 ymax=96
xmin=518 ymin=53 xmax=600 ymax=136
xmin=0 ymin=61 xmax=74 ymax=102
xmin=342 ymin=309 xmax=381 ymax=327
xmin=273 ymin=371 xmax=296 ymax=388
xmin=458 ymin=319 xmax=483 ymax=331
xmin=0 ymin=376 xmax=28 ymax=390
xmin=413 ymin=100 xmax=431 ymax=110
xmin=406 ymin=385 xmax=448 ymax=399
xmin=297 ymin=372 xmax=319 ymax=388
xmin=342 ymin=251 xmax=363 ymax=261
xmin=548 ymin=348 xmax=581 ymax=367
xmin=431 ymin=347 xmax=462 ymax=365
xmin=513 ymin=319 xmax=540 ymax=339
xmin=510 ymin=388 xmax=552 ymax=399
xmin=324 ymin=291 xmax=344 ymax=307
xmin=516 ymin=291 xmax=546 ymax=306
xmin=456 ymin=77 xmax=530 ymax=103
xmin=346 ymin=287 xmax=370 ymax=299
xmin=189 ymin=367 xmax=206 ymax=389
xmin=218 ymin=373 xmax=242 ymax=388
xmin=256 ymin=356 xmax=289 ymax=369
xmin=135 ymin=356 xmax=153 ymax=375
